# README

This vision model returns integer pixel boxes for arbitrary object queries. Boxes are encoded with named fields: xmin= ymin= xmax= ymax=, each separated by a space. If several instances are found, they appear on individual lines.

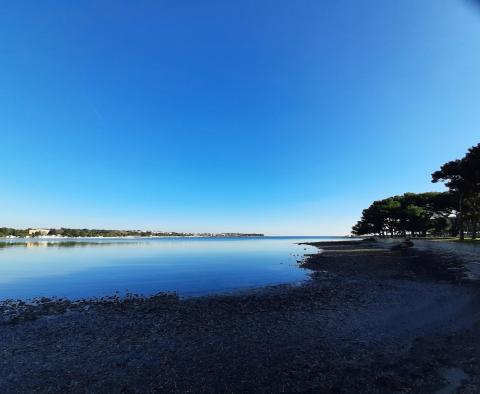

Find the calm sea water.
xmin=0 ymin=236 xmax=346 ymax=300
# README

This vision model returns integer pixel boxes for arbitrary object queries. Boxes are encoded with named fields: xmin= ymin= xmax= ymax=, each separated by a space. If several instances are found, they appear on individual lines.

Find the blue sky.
xmin=1 ymin=1 xmax=479 ymax=235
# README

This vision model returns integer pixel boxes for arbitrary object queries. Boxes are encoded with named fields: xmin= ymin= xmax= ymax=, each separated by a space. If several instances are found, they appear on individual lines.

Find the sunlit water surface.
xmin=0 ymin=236 xmax=346 ymax=300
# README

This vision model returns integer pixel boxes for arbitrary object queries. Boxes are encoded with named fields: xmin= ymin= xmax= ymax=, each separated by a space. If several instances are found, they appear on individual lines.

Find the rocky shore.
xmin=1 ymin=239 xmax=479 ymax=393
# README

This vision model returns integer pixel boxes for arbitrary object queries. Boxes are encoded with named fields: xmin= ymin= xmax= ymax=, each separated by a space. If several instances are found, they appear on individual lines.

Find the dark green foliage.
xmin=0 ymin=228 xmax=29 ymax=237
xmin=50 ymin=228 xmax=165 ymax=237
xmin=352 ymin=192 xmax=455 ymax=237
xmin=432 ymin=143 xmax=480 ymax=240
xmin=353 ymin=143 xmax=480 ymax=239
xmin=0 ymin=228 xmax=191 ymax=238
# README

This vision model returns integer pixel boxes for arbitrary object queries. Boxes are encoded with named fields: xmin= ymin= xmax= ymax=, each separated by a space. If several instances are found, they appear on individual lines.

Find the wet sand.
xmin=0 ymin=239 xmax=479 ymax=393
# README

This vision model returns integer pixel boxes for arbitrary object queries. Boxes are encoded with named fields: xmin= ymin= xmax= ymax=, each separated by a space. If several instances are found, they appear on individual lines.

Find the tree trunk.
xmin=459 ymin=194 xmax=465 ymax=241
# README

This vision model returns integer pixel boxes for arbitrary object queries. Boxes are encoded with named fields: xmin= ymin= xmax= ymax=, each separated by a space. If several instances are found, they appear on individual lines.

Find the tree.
xmin=351 ymin=192 xmax=454 ymax=237
xmin=432 ymin=160 xmax=468 ymax=240
xmin=432 ymin=143 xmax=480 ymax=240
xmin=464 ymin=193 xmax=480 ymax=239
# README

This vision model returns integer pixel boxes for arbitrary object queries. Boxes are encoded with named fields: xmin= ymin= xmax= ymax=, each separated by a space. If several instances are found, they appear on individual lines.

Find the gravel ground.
xmin=0 ymin=240 xmax=479 ymax=393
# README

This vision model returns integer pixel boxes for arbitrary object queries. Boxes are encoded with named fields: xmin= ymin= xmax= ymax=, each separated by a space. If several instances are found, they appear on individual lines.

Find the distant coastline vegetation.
xmin=0 ymin=228 xmax=264 ymax=239
xmin=352 ymin=143 xmax=480 ymax=241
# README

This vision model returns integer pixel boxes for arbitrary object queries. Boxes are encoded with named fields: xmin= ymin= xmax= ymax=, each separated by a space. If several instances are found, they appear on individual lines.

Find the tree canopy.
xmin=353 ymin=143 xmax=480 ymax=240
xmin=352 ymin=192 xmax=456 ymax=237
xmin=431 ymin=143 xmax=480 ymax=240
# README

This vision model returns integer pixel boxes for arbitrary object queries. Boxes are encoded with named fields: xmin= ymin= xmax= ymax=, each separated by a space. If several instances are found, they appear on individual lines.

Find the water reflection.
xmin=0 ymin=240 xmax=142 ymax=249
xmin=0 ymin=236 xmax=345 ymax=300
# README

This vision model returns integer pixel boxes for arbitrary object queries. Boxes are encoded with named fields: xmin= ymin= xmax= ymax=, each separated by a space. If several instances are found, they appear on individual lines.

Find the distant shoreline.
xmin=0 ymin=235 xmax=264 ymax=238
xmin=0 ymin=232 xmax=265 ymax=239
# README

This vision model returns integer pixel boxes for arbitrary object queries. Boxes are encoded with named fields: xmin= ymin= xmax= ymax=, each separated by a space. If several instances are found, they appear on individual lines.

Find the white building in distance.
xmin=28 ymin=228 xmax=50 ymax=236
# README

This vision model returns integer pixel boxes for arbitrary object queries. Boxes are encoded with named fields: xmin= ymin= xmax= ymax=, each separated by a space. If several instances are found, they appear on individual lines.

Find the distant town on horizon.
xmin=0 ymin=227 xmax=264 ymax=238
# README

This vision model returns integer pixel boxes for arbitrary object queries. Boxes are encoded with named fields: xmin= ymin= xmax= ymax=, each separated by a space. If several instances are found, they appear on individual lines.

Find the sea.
xmin=0 ymin=236 xmax=348 ymax=300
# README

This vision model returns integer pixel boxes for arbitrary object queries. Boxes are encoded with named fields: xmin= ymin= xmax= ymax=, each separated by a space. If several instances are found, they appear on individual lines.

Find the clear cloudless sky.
xmin=1 ymin=0 xmax=479 ymax=235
